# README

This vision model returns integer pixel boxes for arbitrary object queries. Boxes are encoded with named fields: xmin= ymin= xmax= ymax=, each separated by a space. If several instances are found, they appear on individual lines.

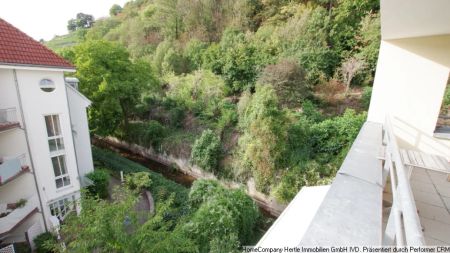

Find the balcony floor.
xmin=0 ymin=122 xmax=20 ymax=132
xmin=410 ymin=168 xmax=450 ymax=245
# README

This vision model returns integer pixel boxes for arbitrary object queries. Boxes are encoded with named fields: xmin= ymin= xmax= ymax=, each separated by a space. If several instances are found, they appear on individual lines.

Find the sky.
xmin=0 ymin=0 xmax=129 ymax=41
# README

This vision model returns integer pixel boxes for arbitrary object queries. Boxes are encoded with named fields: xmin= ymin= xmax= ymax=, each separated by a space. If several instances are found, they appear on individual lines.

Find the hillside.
xmin=48 ymin=0 xmax=380 ymax=210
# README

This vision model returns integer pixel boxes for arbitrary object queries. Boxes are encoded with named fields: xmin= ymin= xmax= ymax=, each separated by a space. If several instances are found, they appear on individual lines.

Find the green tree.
xmin=356 ymin=13 xmax=381 ymax=76
xmin=57 ymin=190 xmax=197 ymax=253
xmin=190 ymin=130 xmax=222 ymax=172
xmin=184 ymin=180 xmax=259 ymax=253
xmin=153 ymin=0 xmax=183 ymax=39
xmin=72 ymin=40 xmax=157 ymax=135
xmin=330 ymin=0 xmax=379 ymax=55
xmin=110 ymin=4 xmax=123 ymax=16
xmin=67 ymin=13 xmax=95 ymax=32
xmin=238 ymin=84 xmax=288 ymax=190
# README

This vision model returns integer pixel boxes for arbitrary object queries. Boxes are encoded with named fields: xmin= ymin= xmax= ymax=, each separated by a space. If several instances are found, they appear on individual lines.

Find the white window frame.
xmin=45 ymin=114 xmax=71 ymax=189
xmin=49 ymin=195 xmax=76 ymax=220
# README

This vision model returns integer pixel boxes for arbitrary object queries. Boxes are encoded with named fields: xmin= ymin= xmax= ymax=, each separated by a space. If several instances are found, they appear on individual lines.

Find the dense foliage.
xmin=92 ymin=146 xmax=188 ymax=205
xmin=66 ymin=148 xmax=262 ymax=252
xmin=57 ymin=188 xmax=196 ymax=253
xmin=184 ymin=180 xmax=260 ymax=252
xmin=51 ymin=0 xmax=379 ymax=203
xmin=34 ymin=232 xmax=57 ymax=253
xmin=86 ymin=169 xmax=110 ymax=199
xmin=190 ymin=130 xmax=221 ymax=172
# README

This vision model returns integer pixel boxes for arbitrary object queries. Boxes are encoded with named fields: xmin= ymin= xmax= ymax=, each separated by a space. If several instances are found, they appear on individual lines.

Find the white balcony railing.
xmin=0 ymin=108 xmax=20 ymax=132
xmin=0 ymin=108 xmax=18 ymax=124
xmin=382 ymin=116 xmax=425 ymax=246
xmin=0 ymin=154 xmax=28 ymax=185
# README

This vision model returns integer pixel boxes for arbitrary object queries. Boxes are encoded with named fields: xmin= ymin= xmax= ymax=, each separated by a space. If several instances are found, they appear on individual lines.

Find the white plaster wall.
xmin=14 ymin=69 xmax=81 ymax=227
xmin=66 ymin=86 xmax=94 ymax=179
xmin=0 ymin=69 xmax=23 ymax=127
xmin=3 ymin=212 xmax=42 ymax=243
xmin=0 ymin=173 xmax=35 ymax=204
xmin=368 ymin=41 xmax=450 ymax=156
xmin=381 ymin=0 xmax=450 ymax=40
xmin=0 ymin=68 xmax=36 ymax=209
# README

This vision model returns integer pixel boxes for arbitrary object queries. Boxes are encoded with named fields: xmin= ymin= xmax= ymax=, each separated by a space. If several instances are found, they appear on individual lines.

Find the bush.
xmin=184 ymin=180 xmax=260 ymax=252
xmin=165 ymin=70 xmax=227 ymax=118
xmin=258 ymin=59 xmax=309 ymax=108
xmin=190 ymin=130 xmax=221 ymax=172
xmin=34 ymin=232 xmax=57 ymax=253
xmin=125 ymin=172 xmax=152 ymax=192
xmin=273 ymin=161 xmax=322 ymax=203
xmin=188 ymin=180 xmax=223 ymax=209
xmin=216 ymin=101 xmax=238 ymax=134
xmin=237 ymin=84 xmax=288 ymax=191
xmin=310 ymin=109 xmax=366 ymax=163
xmin=123 ymin=121 xmax=166 ymax=149
xmin=86 ymin=169 xmax=110 ymax=199
xmin=362 ymin=86 xmax=372 ymax=109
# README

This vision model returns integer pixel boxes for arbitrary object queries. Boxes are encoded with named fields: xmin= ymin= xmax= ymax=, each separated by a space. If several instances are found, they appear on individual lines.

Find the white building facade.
xmin=0 ymin=18 xmax=93 ymax=246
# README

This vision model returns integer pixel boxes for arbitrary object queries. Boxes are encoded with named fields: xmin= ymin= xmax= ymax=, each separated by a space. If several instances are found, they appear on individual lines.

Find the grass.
xmin=45 ymin=30 xmax=83 ymax=50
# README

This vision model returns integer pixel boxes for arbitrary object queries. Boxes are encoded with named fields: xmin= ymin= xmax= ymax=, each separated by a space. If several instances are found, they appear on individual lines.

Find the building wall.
xmin=66 ymin=86 xmax=94 ymax=179
xmin=0 ymin=69 xmax=23 ymax=126
xmin=14 ymin=69 xmax=81 ymax=227
xmin=368 ymin=40 xmax=450 ymax=156
xmin=381 ymin=0 xmax=450 ymax=40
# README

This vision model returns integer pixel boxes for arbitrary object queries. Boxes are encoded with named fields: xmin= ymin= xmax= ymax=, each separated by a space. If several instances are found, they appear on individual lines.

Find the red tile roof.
xmin=0 ymin=18 xmax=74 ymax=69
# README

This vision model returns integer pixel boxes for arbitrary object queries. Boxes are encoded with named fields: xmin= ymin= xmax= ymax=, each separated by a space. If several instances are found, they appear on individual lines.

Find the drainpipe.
xmin=13 ymin=69 xmax=48 ymax=231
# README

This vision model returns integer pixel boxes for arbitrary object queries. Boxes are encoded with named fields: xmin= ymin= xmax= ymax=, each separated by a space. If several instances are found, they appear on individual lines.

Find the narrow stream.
xmin=92 ymin=138 xmax=277 ymax=220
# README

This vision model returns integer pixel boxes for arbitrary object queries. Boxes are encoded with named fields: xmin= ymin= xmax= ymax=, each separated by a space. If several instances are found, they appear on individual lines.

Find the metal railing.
xmin=0 ymin=244 xmax=15 ymax=253
xmin=382 ymin=116 xmax=425 ymax=246
xmin=0 ymin=107 xmax=18 ymax=124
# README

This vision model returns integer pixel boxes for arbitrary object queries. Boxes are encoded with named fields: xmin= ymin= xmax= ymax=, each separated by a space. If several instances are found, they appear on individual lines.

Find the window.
xmin=45 ymin=115 xmax=70 ymax=188
xmin=39 ymin=78 xmax=55 ymax=92
xmin=52 ymin=155 xmax=70 ymax=188
xmin=49 ymin=195 xmax=75 ymax=220
xmin=45 ymin=115 xmax=64 ymax=152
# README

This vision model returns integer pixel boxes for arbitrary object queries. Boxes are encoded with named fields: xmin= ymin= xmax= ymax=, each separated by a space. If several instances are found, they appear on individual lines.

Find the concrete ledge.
xmin=300 ymin=121 xmax=384 ymax=245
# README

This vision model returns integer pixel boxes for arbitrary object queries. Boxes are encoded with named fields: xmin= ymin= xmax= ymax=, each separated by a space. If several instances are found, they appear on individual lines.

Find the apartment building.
xmin=0 ymin=18 xmax=94 ymax=246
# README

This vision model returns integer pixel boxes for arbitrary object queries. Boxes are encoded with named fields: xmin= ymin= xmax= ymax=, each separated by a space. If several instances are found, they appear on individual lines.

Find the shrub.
xmin=123 ymin=121 xmax=166 ymax=149
xmin=190 ymin=130 xmax=221 ymax=172
xmin=86 ymin=169 xmax=110 ymax=199
xmin=301 ymin=100 xmax=323 ymax=123
xmin=237 ymin=84 xmax=288 ymax=191
xmin=362 ymin=86 xmax=372 ymax=109
xmin=184 ymin=181 xmax=260 ymax=252
xmin=273 ymin=161 xmax=322 ymax=203
xmin=310 ymin=109 xmax=366 ymax=163
xmin=258 ymin=59 xmax=309 ymax=108
xmin=188 ymin=180 xmax=223 ymax=209
xmin=165 ymin=70 xmax=227 ymax=118
xmin=125 ymin=172 xmax=152 ymax=192
xmin=34 ymin=232 xmax=57 ymax=253
xmin=216 ymin=101 xmax=238 ymax=134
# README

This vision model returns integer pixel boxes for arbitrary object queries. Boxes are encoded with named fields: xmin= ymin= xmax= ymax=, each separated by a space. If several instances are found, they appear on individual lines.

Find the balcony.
xmin=0 ymin=108 xmax=20 ymax=133
xmin=0 ymin=195 xmax=39 ymax=238
xmin=0 ymin=155 xmax=29 ymax=186
xmin=257 ymin=118 xmax=450 ymax=246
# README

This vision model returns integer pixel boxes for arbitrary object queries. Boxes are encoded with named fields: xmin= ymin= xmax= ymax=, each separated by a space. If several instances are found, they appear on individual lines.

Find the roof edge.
xmin=0 ymin=63 xmax=76 ymax=72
